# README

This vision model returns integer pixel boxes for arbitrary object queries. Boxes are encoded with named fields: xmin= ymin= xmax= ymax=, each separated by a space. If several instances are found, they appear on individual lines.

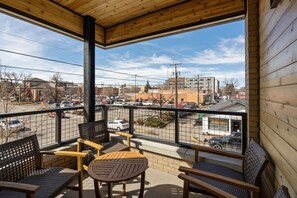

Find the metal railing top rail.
xmin=0 ymin=106 xmax=88 ymax=118
xmin=106 ymin=104 xmax=247 ymax=116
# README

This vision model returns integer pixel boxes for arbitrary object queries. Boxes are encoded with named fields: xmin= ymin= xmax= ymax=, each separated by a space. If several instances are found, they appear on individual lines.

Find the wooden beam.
xmin=0 ymin=0 xmax=105 ymax=46
xmin=105 ymin=0 xmax=245 ymax=46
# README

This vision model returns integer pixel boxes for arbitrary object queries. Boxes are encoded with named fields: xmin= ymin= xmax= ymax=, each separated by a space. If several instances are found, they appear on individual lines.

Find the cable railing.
xmin=0 ymin=105 xmax=247 ymax=153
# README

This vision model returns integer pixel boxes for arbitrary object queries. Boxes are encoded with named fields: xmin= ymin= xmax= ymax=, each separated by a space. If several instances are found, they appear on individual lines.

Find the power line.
xmin=0 ymin=49 xmax=165 ymax=81
xmin=0 ymin=64 xmax=159 ymax=83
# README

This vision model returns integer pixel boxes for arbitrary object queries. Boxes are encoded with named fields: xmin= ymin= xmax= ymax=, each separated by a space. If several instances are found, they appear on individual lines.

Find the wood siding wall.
xmin=259 ymin=0 xmax=297 ymax=197
xmin=246 ymin=0 xmax=260 ymax=141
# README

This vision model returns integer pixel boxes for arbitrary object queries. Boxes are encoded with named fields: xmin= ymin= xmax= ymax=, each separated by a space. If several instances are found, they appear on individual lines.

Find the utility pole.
xmin=171 ymin=63 xmax=181 ymax=108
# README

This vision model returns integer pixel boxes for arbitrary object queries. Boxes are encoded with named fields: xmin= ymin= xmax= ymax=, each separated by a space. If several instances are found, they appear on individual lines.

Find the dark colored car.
xmin=208 ymin=132 xmax=241 ymax=150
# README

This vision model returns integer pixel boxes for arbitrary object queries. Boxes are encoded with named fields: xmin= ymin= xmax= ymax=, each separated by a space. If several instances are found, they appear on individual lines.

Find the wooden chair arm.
xmin=77 ymin=138 xmax=103 ymax=150
xmin=178 ymin=174 xmax=236 ymax=198
xmin=115 ymin=132 xmax=132 ymax=147
xmin=0 ymin=181 xmax=39 ymax=195
xmin=40 ymin=150 xmax=87 ymax=158
xmin=191 ymin=145 xmax=244 ymax=161
xmin=115 ymin=132 xmax=133 ymax=138
xmin=178 ymin=166 xmax=259 ymax=193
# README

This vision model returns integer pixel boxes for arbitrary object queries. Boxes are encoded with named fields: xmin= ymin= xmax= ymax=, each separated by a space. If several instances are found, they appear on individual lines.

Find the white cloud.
xmin=185 ymin=35 xmax=245 ymax=65
xmin=107 ymin=53 xmax=172 ymax=69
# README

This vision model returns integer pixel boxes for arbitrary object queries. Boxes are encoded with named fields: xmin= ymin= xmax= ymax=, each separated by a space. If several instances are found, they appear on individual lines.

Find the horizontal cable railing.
xmin=0 ymin=105 xmax=247 ymax=153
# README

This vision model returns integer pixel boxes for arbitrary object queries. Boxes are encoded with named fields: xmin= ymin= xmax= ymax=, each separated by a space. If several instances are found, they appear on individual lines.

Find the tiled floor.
xmin=59 ymin=168 xmax=211 ymax=198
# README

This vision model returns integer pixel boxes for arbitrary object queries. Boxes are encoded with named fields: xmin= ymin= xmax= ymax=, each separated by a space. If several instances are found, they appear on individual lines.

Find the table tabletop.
xmin=88 ymin=151 xmax=148 ymax=183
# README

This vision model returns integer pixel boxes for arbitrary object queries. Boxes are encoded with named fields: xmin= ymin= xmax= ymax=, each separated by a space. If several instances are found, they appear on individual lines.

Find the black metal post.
xmin=242 ymin=113 xmax=248 ymax=154
xmin=175 ymin=109 xmax=179 ymax=144
xmin=55 ymin=110 xmax=62 ymax=145
xmin=129 ymin=107 xmax=134 ymax=135
xmin=103 ymin=105 xmax=108 ymax=133
xmin=83 ymin=15 xmax=96 ymax=123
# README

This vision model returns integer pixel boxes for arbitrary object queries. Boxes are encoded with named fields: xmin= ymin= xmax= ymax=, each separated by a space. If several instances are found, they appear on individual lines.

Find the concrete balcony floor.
xmin=59 ymin=168 xmax=211 ymax=198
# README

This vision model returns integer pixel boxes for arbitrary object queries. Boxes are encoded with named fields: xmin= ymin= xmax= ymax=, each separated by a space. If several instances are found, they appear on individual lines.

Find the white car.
xmin=113 ymin=101 xmax=126 ymax=106
xmin=142 ymin=101 xmax=153 ymax=106
xmin=0 ymin=119 xmax=25 ymax=131
xmin=60 ymin=101 xmax=73 ymax=108
xmin=108 ymin=119 xmax=129 ymax=131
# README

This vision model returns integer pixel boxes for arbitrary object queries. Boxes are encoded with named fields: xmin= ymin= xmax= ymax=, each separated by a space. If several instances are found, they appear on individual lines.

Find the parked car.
xmin=113 ymin=101 xmax=126 ymax=106
xmin=0 ymin=118 xmax=25 ymax=131
xmin=207 ymin=132 xmax=241 ymax=150
xmin=48 ymin=111 xmax=65 ymax=118
xmin=107 ymin=119 xmax=129 ymax=131
xmin=142 ymin=101 xmax=153 ymax=106
xmin=48 ymin=103 xmax=60 ymax=109
xmin=60 ymin=101 xmax=73 ymax=108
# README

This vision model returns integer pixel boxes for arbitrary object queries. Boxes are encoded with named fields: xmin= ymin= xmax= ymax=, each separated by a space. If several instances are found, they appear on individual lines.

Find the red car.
xmin=48 ymin=111 xmax=65 ymax=118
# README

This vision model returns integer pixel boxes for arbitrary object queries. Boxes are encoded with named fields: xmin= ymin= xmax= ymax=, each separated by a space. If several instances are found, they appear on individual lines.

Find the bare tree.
xmin=221 ymin=78 xmax=239 ymax=98
xmin=0 ymin=66 xmax=30 ymax=142
xmin=46 ymin=73 xmax=63 ymax=103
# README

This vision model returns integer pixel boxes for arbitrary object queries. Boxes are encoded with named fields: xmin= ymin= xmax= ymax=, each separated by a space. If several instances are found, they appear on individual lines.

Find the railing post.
xmin=103 ymin=105 xmax=108 ymax=132
xmin=242 ymin=113 xmax=248 ymax=155
xmin=55 ymin=110 xmax=62 ymax=145
xmin=129 ymin=107 xmax=134 ymax=135
xmin=175 ymin=109 xmax=179 ymax=144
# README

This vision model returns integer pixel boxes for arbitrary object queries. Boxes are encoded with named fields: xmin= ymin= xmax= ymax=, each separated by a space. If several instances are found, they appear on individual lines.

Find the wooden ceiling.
xmin=0 ymin=0 xmax=245 ymax=48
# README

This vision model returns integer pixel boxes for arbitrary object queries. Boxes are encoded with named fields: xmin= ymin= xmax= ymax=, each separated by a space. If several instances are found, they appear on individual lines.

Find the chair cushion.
xmin=189 ymin=161 xmax=249 ymax=198
xmin=0 ymin=167 xmax=79 ymax=198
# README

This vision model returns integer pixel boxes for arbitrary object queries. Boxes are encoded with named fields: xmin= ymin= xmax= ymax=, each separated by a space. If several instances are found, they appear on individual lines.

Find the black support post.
xmin=83 ymin=16 xmax=96 ymax=123
xmin=129 ymin=107 xmax=134 ymax=135
xmin=55 ymin=110 xmax=62 ymax=145
xmin=175 ymin=109 xmax=179 ymax=144
xmin=242 ymin=113 xmax=248 ymax=155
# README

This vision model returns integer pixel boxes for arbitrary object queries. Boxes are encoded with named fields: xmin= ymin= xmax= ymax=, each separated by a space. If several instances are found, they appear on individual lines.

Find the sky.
xmin=0 ymin=12 xmax=245 ymax=88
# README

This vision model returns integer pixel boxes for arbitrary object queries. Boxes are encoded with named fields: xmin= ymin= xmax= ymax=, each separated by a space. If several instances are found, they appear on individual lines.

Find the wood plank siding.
xmin=259 ymin=0 xmax=297 ymax=197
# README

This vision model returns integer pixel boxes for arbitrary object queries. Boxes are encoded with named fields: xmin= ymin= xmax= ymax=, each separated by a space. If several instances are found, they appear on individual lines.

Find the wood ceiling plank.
xmin=0 ymin=0 xmax=83 ymax=35
xmin=106 ymin=0 xmax=245 ymax=45
xmin=93 ymin=0 xmax=186 ymax=27
xmin=0 ymin=0 xmax=105 ymax=46
xmin=51 ymin=0 xmax=77 ymax=7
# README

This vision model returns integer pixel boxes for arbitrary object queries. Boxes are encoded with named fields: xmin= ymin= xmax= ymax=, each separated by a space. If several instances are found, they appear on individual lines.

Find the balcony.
xmin=0 ymin=105 xmax=246 ymax=197
xmin=0 ymin=0 xmax=296 ymax=196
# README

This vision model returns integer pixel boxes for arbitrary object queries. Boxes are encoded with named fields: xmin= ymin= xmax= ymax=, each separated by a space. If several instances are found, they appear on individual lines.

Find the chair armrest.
xmin=77 ymin=138 xmax=103 ymax=150
xmin=115 ymin=132 xmax=133 ymax=147
xmin=191 ymin=145 xmax=244 ymax=161
xmin=178 ymin=174 xmax=236 ymax=198
xmin=178 ymin=166 xmax=259 ymax=193
xmin=40 ymin=150 xmax=87 ymax=158
xmin=0 ymin=181 xmax=39 ymax=195
xmin=115 ymin=132 xmax=133 ymax=138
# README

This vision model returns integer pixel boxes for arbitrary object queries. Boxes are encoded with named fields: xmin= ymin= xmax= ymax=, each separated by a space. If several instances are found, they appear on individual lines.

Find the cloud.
xmin=107 ymin=53 xmax=172 ymax=69
xmin=184 ymin=35 xmax=245 ymax=65
xmin=0 ymin=13 xmax=84 ymax=82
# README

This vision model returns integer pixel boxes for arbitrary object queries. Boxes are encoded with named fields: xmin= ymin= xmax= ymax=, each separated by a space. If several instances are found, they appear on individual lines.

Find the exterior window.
xmin=208 ymin=118 xmax=229 ymax=131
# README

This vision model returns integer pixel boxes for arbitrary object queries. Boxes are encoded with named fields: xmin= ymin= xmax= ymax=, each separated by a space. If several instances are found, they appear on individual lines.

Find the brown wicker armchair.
xmin=0 ymin=134 xmax=87 ymax=198
xmin=77 ymin=120 xmax=132 ymax=170
xmin=178 ymin=139 xmax=269 ymax=198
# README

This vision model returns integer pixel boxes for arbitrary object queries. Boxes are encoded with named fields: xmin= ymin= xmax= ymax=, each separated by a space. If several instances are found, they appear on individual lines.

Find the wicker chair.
xmin=273 ymin=185 xmax=291 ymax=198
xmin=178 ymin=139 xmax=269 ymax=198
xmin=0 ymin=134 xmax=87 ymax=198
xmin=77 ymin=120 xmax=132 ymax=170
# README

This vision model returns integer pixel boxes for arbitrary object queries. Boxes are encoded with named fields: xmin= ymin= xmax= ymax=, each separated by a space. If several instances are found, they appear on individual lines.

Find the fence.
xmin=0 ymin=105 xmax=247 ymax=153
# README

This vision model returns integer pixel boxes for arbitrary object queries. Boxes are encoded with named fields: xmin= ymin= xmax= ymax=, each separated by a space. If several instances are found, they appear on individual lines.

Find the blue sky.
xmin=0 ymin=12 xmax=245 ymax=88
